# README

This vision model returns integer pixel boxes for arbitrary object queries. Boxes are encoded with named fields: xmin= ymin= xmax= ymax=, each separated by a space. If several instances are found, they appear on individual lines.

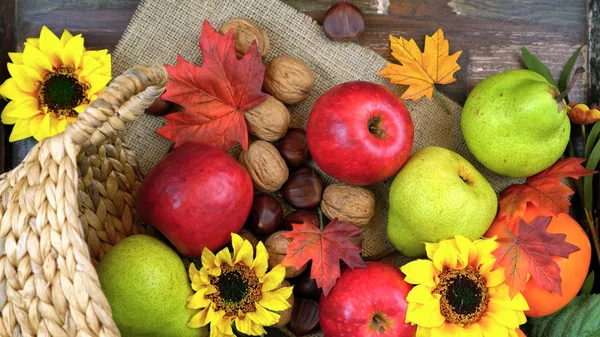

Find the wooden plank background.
xmin=1 ymin=0 xmax=591 ymax=169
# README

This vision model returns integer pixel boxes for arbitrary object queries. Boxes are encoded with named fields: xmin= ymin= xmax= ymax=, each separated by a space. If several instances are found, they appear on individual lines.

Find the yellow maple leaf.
xmin=378 ymin=29 xmax=462 ymax=101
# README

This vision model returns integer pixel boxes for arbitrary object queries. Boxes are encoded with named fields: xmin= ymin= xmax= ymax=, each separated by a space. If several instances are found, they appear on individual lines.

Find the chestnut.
xmin=277 ymin=128 xmax=310 ymax=167
xmin=280 ymin=166 xmax=323 ymax=209
xmin=292 ymin=268 xmax=321 ymax=299
xmin=283 ymin=209 xmax=320 ymax=230
xmin=322 ymin=0 xmax=365 ymax=42
xmin=289 ymin=298 xmax=320 ymax=336
xmin=246 ymin=193 xmax=283 ymax=236
xmin=145 ymin=98 xmax=173 ymax=116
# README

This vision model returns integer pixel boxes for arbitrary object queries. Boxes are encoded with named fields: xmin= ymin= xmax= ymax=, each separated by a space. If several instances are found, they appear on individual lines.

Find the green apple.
xmin=461 ymin=69 xmax=570 ymax=178
xmin=97 ymin=235 xmax=208 ymax=337
xmin=387 ymin=146 xmax=497 ymax=257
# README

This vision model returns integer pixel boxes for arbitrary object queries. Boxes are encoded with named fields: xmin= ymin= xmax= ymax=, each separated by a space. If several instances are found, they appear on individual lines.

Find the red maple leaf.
xmin=497 ymin=158 xmax=595 ymax=227
xmin=156 ymin=20 xmax=268 ymax=151
xmin=493 ymin=216 xmax=580 ymax=297
xmin=281 ymin=218 xmax=366 ymax=296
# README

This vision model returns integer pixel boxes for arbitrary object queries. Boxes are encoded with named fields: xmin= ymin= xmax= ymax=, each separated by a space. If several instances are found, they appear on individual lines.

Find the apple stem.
xmin=432 ymin=86 xmax=451 ymax=115
xmin=371 ymin=315 xmax=386 ymax=333
xmin=556 ymin=67 xmax=585 ymax=103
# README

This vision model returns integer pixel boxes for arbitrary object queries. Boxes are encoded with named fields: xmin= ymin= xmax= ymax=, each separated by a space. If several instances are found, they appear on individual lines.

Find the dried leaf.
xmin=567 ymin=102 xmax=600 ymax=125
xmin=157 ymin=20 xmax=268 ymax=151
xmin=496 ymin=157 xmax=595 ymax=227
xmin=493 ymin=216 xmax=580 ymax=297
xmin=281 ymin=218 xmax=366 ymax=296
xmin=378 ymin=29 xmax=462 ymax=100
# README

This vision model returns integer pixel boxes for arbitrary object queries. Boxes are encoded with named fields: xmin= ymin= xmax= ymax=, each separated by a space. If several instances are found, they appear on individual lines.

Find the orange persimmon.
xmin=485 ymin=203 xmax=591 ymax=317
xmin=516 ymin=328 xmax=526 ymax=337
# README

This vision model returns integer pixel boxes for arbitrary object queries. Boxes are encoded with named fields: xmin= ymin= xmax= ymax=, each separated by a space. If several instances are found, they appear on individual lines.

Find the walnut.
xmin=263 ymin=56 xmax=315 ymax=104
xmin=239 ymin=141 xmax=289 ymax=192
xmin=271 ymin=280 xmax=294 ymax=328
xmin=238 ymin=229 xmax=259 ymax=248
xmin=219 ymin=18 xmax=270 ymax=58
xmin=264 ymin=230 xmax=307 ymax=278
xmin=244 ymin=96 xmax=291 ymax=141
xmin=321 ymin=183 xmax=376 ymax=227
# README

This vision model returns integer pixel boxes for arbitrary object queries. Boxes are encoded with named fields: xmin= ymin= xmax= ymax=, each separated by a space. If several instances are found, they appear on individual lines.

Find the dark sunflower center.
xmin=38 ymin=68 xmax=89 ymax=117
xmin=434 ymin=267 xmax=489 ymax=325
xmin=207 ymin=263 xmax=262 ymax=317
xmin=214 ymin=270 xmax=248 ymax=304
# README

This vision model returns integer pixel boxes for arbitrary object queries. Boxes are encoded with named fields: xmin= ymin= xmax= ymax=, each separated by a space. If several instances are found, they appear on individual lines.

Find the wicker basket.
xmin=0 ymin=64 xmax=168 ymax=337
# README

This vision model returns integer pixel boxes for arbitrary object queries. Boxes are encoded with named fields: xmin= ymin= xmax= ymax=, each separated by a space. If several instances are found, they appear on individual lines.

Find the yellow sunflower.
xmin=400 ymin=235 xmax=529 ymax=337
xmin=0 ymin=26 xmax=111 ymax=142
xmin=188 ymin=233 xmax=293 ymax=337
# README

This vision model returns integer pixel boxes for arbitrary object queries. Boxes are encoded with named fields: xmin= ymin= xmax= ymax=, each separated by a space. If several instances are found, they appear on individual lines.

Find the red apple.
xmin=320 ymin=262 xmax=416 ymax=337
xmin=136 ymin=143 xmax=253 ymax=257
xmin=306 ymin=81 xmax=414 ymax=186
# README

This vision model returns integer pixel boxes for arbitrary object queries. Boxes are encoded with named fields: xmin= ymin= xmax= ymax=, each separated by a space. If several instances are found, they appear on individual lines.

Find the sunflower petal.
xmin=261 ymin=265 xmax=286 ymax=292
xmin=30 ymin=113 xmax=51 ymax=141
xmin=252 ymin=241 xmax=268 ymax=278
xmin=74 ymin=104 xmax=87 ymax=113
xmin=2 ymin=97 xmax=41 ymax=120
xmin=7 ymin=63 xmax=42 ymax=92
xmin=259 ymin=287 xmax=293 ymax=312
xmin=215 ymin=247 xmax=233 ymax=267
xmin=188 ymin=288 xmax=210 ymax=309
xmin=23 ymin=44 xmax=53 ymax=72
xmin=486 ymin=300 xmax=526 ymax=329
xmin=480 ymin=316 xmax=510 ymax=337
xmin=202 ymin=248 xmax=217 ymax=269
xmin=61 ymin=34 xmax=85 ymax=69
xmin=9 ymin=119 xmax=33 ymax=142
xmin=25 ymin=38 xmax=40 ymax=48
xmin=247 ymin=302 xmax=280 ymax=326
xmin=0 ymin=78 xmax=34 ymax=100
xmin=188 ymin=307 xmax=210 ymax=328
xmin=235 ymin=315 xmax=266 ymax=336
xmin=84 ymin=73 xmax=111 ymax=98
xmin=213 ymin=316 xmax=233 ymax=336
xmin=60 ymin=29 xmax=74 ymax=46
xmin=8 ymin=52 xmax=23 ymax=64
xmin=39 ymin=26 xmax=62 ymax=67
xmin=400 ymin=259 xmax=437 ymax=287
xmin=405 ymin=300 xmax=445 ymax=328
xmin=406 ymin=284 xmax=440 ymax=304
xmin=79 ymin=55 xmax=102 ymax=77
xmin=234 ymin=238 xmax=254 ymax=266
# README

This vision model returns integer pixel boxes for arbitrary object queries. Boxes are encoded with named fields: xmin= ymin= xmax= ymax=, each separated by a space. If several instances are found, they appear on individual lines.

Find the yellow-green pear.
xmin=461 ymin=69 xmax=570 ymax=178
xmin=387 ymin=147 xmax=497 ymax=257
xmin=97 ymin=235 xmax=208 ymax=337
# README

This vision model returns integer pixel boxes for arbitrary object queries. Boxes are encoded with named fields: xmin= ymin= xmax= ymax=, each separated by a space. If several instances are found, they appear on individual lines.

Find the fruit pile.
xmin=91 ymin=15 xmax=598 ymax=337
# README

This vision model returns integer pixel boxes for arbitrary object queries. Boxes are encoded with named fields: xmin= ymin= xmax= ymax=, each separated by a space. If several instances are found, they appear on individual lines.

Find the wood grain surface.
xmin=1 ymin=0 xmax=591 ymax=169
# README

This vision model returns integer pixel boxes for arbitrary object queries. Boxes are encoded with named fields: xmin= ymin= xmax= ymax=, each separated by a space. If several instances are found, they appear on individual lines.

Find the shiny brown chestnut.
xmin=277 ymin=128 xmax=310 ymax=167
xmin=145 ymin=98 xmax=173 ymax=116
xmin=280 ymin=167 xmax=324 ymax=209
xmin=283 ymin=209 xmax=320 ymax=230
xmin=246 ymin=193 xmax=283 ymax=236
xmin=322 ymin=0 xmax=365 ymax=42
xmin=289 ymin=298 xmax=320 ymax=336
xmin=292 ymin=268 xmax=321 ymax=299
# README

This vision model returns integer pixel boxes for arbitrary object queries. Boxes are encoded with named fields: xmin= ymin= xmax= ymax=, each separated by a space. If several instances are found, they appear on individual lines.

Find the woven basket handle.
xmin=66 ymin=64 xmax=168 ymax=146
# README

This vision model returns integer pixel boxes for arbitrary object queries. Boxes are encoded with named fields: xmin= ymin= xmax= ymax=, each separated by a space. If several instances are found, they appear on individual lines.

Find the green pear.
xmin=97 ymin=235 xmax=208 ymax=337
xmin=387 ymin=146 xmax=497 ymax=257
xmin=461 ymin=69 xmax=570 ymax=178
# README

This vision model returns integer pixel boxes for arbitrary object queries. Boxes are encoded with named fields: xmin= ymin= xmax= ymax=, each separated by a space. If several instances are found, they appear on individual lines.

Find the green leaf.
xmin=521 ymin=47 xmax=556 ymax=85
xmin=580 ymin=271 xmax=595 ymax=295
xmin=584 ymin=141 xmax=600 ymax=211
xmin=525 ymin=294 xmax=600 ymax=337
xmin=585 ymin=121 xmax=600 ymax=158
xmin=558 ymin=46 xmax=583 ymax=95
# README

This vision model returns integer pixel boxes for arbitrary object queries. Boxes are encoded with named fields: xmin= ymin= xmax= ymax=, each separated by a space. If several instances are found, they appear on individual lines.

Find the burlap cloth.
xmin=112 ymin=0 xmax=521 ymax=335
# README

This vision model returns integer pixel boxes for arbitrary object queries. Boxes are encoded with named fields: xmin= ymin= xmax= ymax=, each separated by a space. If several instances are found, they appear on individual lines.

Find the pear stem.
xmin=556 ymin=67 xmax=585 ymax=103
